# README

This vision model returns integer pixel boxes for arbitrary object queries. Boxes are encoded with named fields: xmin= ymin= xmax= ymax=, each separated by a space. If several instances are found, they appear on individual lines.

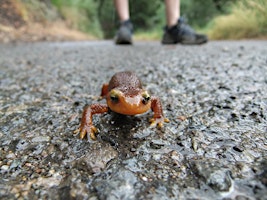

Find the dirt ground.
xmin=0 ymin=22 xmax=93 ymax=43
xmin=0 ymin=0 xmax=92 ymax=43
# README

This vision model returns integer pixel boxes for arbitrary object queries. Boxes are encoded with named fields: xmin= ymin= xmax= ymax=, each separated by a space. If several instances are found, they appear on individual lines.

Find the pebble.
xmin=1 ymin=165 xmax=9 ymax=171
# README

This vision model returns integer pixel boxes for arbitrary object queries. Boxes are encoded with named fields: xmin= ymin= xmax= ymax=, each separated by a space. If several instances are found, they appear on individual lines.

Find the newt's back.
xmin=108 ymin=71 xmax=142 ymax=93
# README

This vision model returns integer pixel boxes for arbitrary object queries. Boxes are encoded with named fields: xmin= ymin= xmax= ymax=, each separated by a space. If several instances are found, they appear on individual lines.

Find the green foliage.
xmin=51 ymin=0 xmax=102 ymax=37
xmin=208 ymin=0 xmax=267 ymax=39
xmin=100 ymin=0 xmax=234 ymax=38
xmin=50 ymin=0 xmax=266 ymax=40
xmin=21 ymin=0 xmax=59 ymax=22
xmin=97 ymin=0 xmax=165 ymax=38
xmin=129 ymin=0 xmax=165 ymax=30
xmin=180 ymin=0 xmax=234 ymax=28
xmin=51 ymin=0 xmax=233 ymax=39
xmin=97 ymin=0 xmax=116 ymax=38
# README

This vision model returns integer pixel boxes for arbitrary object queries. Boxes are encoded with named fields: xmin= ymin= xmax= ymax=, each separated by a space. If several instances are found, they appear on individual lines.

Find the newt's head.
xmin=106 ymin=87 xmax=151 ymax=115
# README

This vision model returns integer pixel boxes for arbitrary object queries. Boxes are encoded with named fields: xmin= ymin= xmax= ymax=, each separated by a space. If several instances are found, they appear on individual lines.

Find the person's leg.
xmin=165 ymin=0 xmax=180 ymax=28
xmin=114 ymin=0 xmax=130 ymax=22
xmin=162 ymin=0 xmax=208 ymax=45
xmin=113 ymin=0 xmax=133 ymax=44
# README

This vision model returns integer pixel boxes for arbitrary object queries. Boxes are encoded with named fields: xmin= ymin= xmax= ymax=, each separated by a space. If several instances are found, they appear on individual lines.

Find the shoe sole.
xmin=115 ymin=39 xmax=132 ymax=45
xmin=115 ymin=27 xmax=133 ymax=45
xmin=162 ymin=38 xmax=208 ymax=45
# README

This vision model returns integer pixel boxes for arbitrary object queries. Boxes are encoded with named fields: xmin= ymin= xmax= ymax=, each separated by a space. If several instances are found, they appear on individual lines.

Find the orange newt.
xmin=74 ymin=71 xmax=169 ymax=140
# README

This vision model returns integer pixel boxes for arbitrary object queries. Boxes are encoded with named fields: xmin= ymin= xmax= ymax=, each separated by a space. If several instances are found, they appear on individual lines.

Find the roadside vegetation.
xmin=208 ymin=0 xmax=267 ymax=39
xmin=50 ymin=0 xmax=266 ymax=40
xmin=1 ymin=0 xmax=266 ymax=41
xmin=51 ymin=0 xmax=102 ymax=37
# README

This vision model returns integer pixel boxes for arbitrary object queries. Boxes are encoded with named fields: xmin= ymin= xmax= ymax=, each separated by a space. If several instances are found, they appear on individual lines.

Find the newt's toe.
xmin=80 ymin=129 xmax=87 ymax=139
xmin=164 ymin=118 xmax=170 ymax=123
xmin=73 ymin=128 xmax=86 ymax=139
xmin=89 ymin=126 xmax=98 ymax=140
xmin=149 ymin=117 xmax=169 ymax=128
xmin=74 ymin=125 xmax=98 ymax=140
xmin=73 ymin=129 xmax=80 ymax=135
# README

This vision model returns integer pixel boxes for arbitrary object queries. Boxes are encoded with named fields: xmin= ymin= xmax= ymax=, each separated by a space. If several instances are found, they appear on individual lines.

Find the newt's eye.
xmin=142 ymin=91 xmax=150 ymax=104
xmin=110 ymin=90 xmax=119 ymax=103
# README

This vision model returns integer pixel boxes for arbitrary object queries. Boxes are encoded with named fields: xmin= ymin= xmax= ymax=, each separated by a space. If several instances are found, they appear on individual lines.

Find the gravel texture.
xmin=0 ymin=40 xmax=266 ymax=200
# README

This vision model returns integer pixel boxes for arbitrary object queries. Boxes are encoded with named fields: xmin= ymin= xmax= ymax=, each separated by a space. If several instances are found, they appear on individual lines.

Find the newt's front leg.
xmin=150 ymin=97 xmax=169 ymax=127
xmin=74 ymin=104 xmax=108 ymax=140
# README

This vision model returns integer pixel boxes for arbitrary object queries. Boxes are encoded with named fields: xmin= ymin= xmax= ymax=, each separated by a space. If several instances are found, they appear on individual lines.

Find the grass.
xmin=51 ymin=0 xmax=267 ymax=40
xmin=51 ymin=0 xmax=103 ymax=38
xmin=208 ymin=0 xmax=267 ymax=39
xmin=134 ymin=30 xmax=162 ymax=41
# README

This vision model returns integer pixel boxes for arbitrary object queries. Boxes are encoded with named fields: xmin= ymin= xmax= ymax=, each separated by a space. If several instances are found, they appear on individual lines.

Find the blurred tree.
xmin=97 ymin=0 xmax=116 ymax=38
xmin=98 ymin=0 xmax=234 ymax=38
xmin=180 ymin=0 xmax=235 ymax=27
xmin=129 ymin=0 xmax=164 ymax=30
xmin=51 ymin=0 xmax=102 ymax=37
xmin=51 ymin=0 xmax=236 ymax=38
xmin=97 ymin=0 xmax=164 ymax=38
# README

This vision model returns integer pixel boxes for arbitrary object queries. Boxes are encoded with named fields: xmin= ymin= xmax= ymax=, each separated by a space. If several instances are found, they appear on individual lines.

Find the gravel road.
xmin=0 ymin=40 xmax=267 ymax=199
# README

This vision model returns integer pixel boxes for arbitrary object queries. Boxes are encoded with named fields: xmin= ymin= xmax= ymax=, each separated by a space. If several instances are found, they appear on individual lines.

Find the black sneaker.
xmin=114 ymin=20 xmax=133 ymax=45
xmin=162 ymin=17 xmax=208 ymax=45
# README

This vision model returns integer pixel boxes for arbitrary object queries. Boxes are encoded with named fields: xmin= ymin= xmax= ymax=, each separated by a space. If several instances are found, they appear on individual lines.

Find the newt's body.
xmin=75 ymin=71 xmax=169 ymax=140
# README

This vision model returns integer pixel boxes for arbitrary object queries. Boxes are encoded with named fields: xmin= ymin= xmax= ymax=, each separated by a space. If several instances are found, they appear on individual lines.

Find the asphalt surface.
xmin=0 ymin=40 xmax=267 ymax=200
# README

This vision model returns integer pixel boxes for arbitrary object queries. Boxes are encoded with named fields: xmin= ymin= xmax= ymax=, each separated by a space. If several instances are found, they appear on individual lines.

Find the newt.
xmin=74 ymin=71 xmax=169 ymax=140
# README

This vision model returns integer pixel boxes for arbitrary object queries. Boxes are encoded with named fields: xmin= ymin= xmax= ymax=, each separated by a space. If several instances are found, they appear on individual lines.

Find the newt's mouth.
xmin=107 ymin=93 xmax=151 ymax=115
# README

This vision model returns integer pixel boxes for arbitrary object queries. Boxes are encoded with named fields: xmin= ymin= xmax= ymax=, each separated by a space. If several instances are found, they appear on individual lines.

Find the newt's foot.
xmin=74 ymin=125 xmax=98 ymax=140
xmin=149 ymin=117 xmax=170 ymax=128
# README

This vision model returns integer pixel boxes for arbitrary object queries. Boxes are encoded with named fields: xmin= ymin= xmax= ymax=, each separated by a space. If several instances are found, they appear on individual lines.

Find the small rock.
xmin=31 ymin=136 xmax=51 ymax=143
xmin=93 ymin=168 xmax=138 ymax=200
xmin=1 ymin=165 xmax=9 ymax=171
xmin=74 ymin=143 xmax=118 ymax=174
xmin=190 ymin=159 xmax=233 ymax=192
